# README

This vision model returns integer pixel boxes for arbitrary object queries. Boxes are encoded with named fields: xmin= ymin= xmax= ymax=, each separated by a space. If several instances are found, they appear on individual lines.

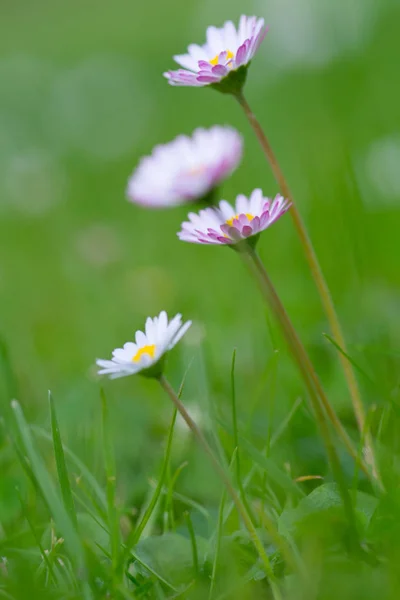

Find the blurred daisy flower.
xmin=164 ymin=15 xmax=268 ymax=94
xmin=127 ymin=126 xmax=243 ymax=207
xmin=96 ymin=311 xmax=192 ymax=379
xmin=178 ymin=189 xmax=290 ymax=246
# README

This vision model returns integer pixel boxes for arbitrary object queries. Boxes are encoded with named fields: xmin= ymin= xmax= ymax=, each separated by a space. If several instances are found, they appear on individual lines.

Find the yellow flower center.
xmin=210 ymin=49 xmax=234 ymax=66
xmin=226 ymin=213 xmax=254 ymax=226
xmin=132 ymin=344 xmax=156 ymax=363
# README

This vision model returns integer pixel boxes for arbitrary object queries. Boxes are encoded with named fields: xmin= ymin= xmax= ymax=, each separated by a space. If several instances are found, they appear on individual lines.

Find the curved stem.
xmin=240 ymin=245 xmax=370 ymax=483
xmin=236 ymin=91 xmax=380 ymax=483
xmin=158 ymin=375 xmax=282 ymax=600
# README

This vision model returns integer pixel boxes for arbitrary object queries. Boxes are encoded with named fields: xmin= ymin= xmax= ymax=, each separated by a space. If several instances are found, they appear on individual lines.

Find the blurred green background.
xmin=1 ymin=0 xmax=400 ymax=526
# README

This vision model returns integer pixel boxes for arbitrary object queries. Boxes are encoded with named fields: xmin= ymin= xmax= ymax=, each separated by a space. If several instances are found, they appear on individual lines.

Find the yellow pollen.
xmin=210 ymin=49 xmax=234 ymax=66
xmin=226 ymin=213 xmax=254 ymax=226
xmin=132 ymin=344 xmax=156 ymax=363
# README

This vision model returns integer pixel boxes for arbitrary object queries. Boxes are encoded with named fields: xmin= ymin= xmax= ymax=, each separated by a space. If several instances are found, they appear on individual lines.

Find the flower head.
xmin=96 ymin=311 xmax=192 ymax=379
xmin=178 ymin=189 xmax=290 ymax=246
xmin=164 ymin=16 xmax=268 ymax=93
xmin=127 ymin=126 xmax=243 ymax=208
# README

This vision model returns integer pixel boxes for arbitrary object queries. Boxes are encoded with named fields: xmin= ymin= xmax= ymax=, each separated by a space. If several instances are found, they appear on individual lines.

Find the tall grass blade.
xmin=11 ymin=400 xmax=92 ymax=600
xmin=49 ymin=391 xmax=78 ymax=529
xmin=101 ymin=388 xmax=122 ymax=587
xmin=32 ymin=425 xmax=107 ymax=512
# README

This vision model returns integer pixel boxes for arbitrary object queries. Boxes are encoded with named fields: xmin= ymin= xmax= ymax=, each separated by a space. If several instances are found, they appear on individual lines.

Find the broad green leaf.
xmin=133 ymin=532 xmax=209 ymax=587
xmin=279 ymin=483 xmax=378 ymax=539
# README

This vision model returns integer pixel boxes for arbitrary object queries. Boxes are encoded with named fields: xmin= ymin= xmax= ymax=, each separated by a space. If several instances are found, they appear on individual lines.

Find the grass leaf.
xmin=49 ymin=391 xmax=78 ymax=529
xmin=11 ymin=400 xmax=93 ymax=600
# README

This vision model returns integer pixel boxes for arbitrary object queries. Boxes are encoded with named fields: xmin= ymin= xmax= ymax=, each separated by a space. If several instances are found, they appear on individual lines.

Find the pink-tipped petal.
xmin=165 ymin=16 xmax=269 ymax=89
xmin=178 ymin=188 xmax=289 ymax=246
xmin=242 ymin=225 xmax=253 ymax=237
xmin=212 ymin=64 xmax=228 ymax=77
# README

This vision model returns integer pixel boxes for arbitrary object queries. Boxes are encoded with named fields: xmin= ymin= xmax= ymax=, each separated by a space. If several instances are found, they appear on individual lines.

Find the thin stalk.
xmin=158 ymin=375 xmax=282 ymax=600
xmin=122 ymin=408 xmax=177 ymax=558
xmin=241 ymin=244 xmax=370 ymax=480
xmin=239 ymin=247 xmax=359 ymax=545
xmin=235 ymin=91 xmax=379 ymax=481
xmin=101 ymin=391 xmax=121 ymax=587
xmin=184 ymin=511 xmax=199 ymax=577
xmin=208 ymin=489 xmax=226 ymax=600
xmin=230 ymin=349 xmax=256 ymax=522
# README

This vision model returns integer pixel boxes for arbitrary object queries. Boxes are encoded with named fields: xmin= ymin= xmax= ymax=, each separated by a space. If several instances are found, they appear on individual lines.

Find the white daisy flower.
xmin=178 ymin=189 xmax=290 ymax=245
xmin=96 ymin=311 xmax=192 ymax=379
xmin=164 ymin=15 xmax=268 ymax=91
xmin=127 ymin=126 xmax=243 ymax=208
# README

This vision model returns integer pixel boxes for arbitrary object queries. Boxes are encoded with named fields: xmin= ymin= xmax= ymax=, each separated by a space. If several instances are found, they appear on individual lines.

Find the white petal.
xmin=145 ymin=316 xmax=155 ymax=339
xmin=135 ymin=330 xmax=147 ymax=347
xmin=157 ymin=311 xmax=168 ymax=336
xmin=173 ymin=53 xmax=198 ymax=72
xmin=223 ymin=20 xmax=239 ymax=51
xmin=164 ymin=314 xmax=183 ymax=344
xmin=96 ymin=359 xmax=116 ymax=369
xmin=169 ymin=320 xmax=192 ymax=348
xmin=219 ymin=200 xmax=235 ymax=220
xmin=235 ymin=194 xmax=250 ymax=214
xmin=206 ymin=26 xmax=224 ymax=55
xmin=187 ymin=43 xmax=209 ymax=62
xmin=249 ymin=188 xmax=264 ymax=214
xmin=123 ymin=341 xmax=137 ymax=354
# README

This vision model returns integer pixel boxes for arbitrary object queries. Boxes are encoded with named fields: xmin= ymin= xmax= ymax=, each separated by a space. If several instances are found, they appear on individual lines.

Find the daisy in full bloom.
xmin=178 ymin=189 xmax=290 ymax=246
xmin=127 ymin=126 xmax=243 ymax=207
xmin=96 ymin=311 xmax=192 ymax=379
xmin=164 ymin=16 xmax=268 ymax=92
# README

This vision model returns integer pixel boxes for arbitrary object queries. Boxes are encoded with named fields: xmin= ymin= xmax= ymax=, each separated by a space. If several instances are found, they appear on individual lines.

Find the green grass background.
xmin=1 ymin=0 xmax=400 ymax=597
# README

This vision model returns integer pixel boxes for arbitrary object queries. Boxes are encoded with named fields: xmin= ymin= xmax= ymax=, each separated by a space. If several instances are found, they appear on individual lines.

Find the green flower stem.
xmin=158 ymin=375 xmax=282 ymax=600
xmin=235 ymin=91 xmax=380 ymax=484
xmin=240 ymin=244 xmax=370 ymax=481
xmin=239 ymin=245 xmax=360 ymax=543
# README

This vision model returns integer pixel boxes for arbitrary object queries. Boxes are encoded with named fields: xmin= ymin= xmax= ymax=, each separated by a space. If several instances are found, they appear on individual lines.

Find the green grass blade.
xmin=49 ymin=391 xmax=78 ymax=529
xmin=0 ymin=336 xmax=18 ymax=402
xmin=217 ymin=418 xmax=304 ymax=497
xmin=101 ymin=388 xmax=122 ymax=586
xmin=323 ymin=333 xmax=375 ymax=384
xmin=17 ymin=489 xmax=57 ymax=586
xmin=128 ymin=551 xmax=178 ymax=592
xmin=229 ymin=349 xmax=256 ymax=522
xmin=271 ymin=397 xmax=303 ymax=447
xmin=120 ymin=407 xmax=178 ymax=567
xmin=31 ymin=425 xmax=107 ymax=512
xmin=147 ymin=482 xmax=210 ymax=520
xmin=11 ymin=400 xmax=92 ymax=600
xmin=184 ymin=511 xmax=199 ymax=578
xmin=208 ymin=489 xmax=226 ymax=600
xmin=164 ymin=461 xmax=188 ymax=532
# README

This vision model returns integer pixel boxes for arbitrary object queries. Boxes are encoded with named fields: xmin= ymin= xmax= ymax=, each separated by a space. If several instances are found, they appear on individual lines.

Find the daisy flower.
xmin=178 ymin=189 xmax=290 ymax=246
xmin=127 ymin=126 xmax=243 ymax=207
xmin=164 ymin=15 xmax=268 ymax=93
xmin=96 ymin=311 xmax=192 ymax=379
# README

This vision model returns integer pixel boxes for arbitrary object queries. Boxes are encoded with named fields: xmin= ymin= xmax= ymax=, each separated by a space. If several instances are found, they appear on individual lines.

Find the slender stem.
xmin=240 ymin=247 xmax=359 ymax=543
xmin=208 ymin=489 xmax=226 ymax=600
xmin=184 ymin=511 xmax=199 ymax=577
xmin=230 ymin=349 xmax=256 ymax=522
xmin=241 ymin=245 xmax=369 ymax=480
xmin=236 ymin=91 xmax=379 ymax=482
xmin=158 ymin=375 xmax=282 ymax=600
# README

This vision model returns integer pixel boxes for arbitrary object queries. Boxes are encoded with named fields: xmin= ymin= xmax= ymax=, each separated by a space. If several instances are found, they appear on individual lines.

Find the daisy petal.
xmin=164 ymin=16 xmax=268 ymax=90
xmin=178 ymin=189 xmax=289 ymax=246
